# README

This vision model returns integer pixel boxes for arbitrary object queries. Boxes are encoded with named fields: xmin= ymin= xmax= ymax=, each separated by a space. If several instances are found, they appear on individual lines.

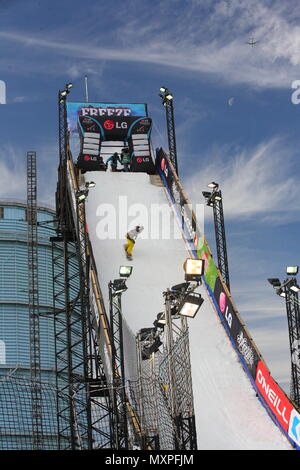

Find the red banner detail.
xmin=255 ymin=361 xmax=293 ymax=431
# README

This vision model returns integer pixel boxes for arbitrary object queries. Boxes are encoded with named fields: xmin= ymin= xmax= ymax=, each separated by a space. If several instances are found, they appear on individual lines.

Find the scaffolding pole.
xmin=27 ymin=150 xmax=43 ymax=450
xmin=109 ymin=281 xmax=128 ymax=449
xmin=284 ymin=278 xmax=300 ymax=407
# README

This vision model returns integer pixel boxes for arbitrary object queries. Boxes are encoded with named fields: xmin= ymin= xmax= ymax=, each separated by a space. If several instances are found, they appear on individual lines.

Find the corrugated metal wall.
xmin=0 ymin=203 xmax=58 ymax=449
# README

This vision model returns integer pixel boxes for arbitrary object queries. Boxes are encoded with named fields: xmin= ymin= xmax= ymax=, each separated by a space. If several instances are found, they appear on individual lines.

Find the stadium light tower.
xmin=268 ymin=268 xmax=300 ymax=406
xmin=159 ymin=86 xmax=179 ymax=175
xmin=202 ymin=182 xmax=230 ymax=291
xmin=108 ymin=267 xmax=133 ymax=449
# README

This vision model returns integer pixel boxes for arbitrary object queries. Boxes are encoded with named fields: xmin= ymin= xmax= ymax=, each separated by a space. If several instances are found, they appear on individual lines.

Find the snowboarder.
xmin=106 ymin=152 xmax=120 ymax=172
xmin=124 ymin=225 xmax=144 ymax=260
xmin=120 ymin=147 xmax=131 ymax=172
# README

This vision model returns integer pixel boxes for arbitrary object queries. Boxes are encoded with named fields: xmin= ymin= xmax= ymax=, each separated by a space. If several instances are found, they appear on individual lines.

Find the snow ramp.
xmin=83 ymin=152 xmax=298 ymax=450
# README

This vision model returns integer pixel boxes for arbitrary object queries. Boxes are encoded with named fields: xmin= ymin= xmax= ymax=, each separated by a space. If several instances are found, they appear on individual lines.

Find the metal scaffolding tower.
xmin=203 ymin=185 xmax=230 ymax=291
xmin=163 ymin=289 xmax=197 ymax=450
xmin=108 ymin=281 xmax=128 ymax=449
xmin=284 ymin=278 xmax=300 ymax=407
xmin=52 ymin=89 xmax=114 ymax=449
xmin=27 ymin=150 xmax=43 ymax=449
xmin=159 ymin=88 xmax=179 ymax=175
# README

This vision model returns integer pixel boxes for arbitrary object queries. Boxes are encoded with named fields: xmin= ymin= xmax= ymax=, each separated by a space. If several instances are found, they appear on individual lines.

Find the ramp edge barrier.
xmin=156 ymin=147 xmax=300 ymax=450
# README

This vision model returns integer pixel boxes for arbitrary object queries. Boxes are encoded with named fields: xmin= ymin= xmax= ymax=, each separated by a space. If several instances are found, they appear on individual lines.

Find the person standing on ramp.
xmin=124 ymin=225 xmax=144 ymax=260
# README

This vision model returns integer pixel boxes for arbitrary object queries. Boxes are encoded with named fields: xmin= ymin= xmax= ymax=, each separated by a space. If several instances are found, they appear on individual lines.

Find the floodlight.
xmin=153 ymin=312 xmax=166 ymax=328
xmin=85 ymin=181 xmax=96 ymax=188
xmin=287 ymin=266 xmax=299 ymax=275
xmin=66 ymin=83 xmax=73 ymax=89
xmin=165 ymin=93 xmax=173 ymax=100
xmin=213 ymin=192 xmax=222 ymax=201
xmin=142 ymin=337 xmax=162 ymax=359
xmin=178 ymin=292 xmax=204 ymax=318
xmin=148 ymin=337 xmax=162 ymax=354
xmin=160 ymin=86 xmax=167 ymax=92
xmin=290 ymin=284 xmax=300 ymax=293
xmin=112 ymin=278 xmax=127 ymax=294
xmin=171 ymin=282 xmax=190 ymax=293
xmin=207 ymin=182 xmax=218 ymax=189
xmin=202 ymin=191 xmax=211 ymax=199
xmin=60 ymin=90 xmax=68 ymax=97
xmin=75 ymin=188 xmax=89 ymax=204
xmin=184 ymin=258 xmax=204 ymax=281
xmin=267 ymin=278 xmax=281 ymax=288
xmin=276 ymin=287 xmax=286 ymax=298
xmin=139 ymin=327 xmax=155 ymax=341
xmin=119 ymin=266 xmax=133 ymax=278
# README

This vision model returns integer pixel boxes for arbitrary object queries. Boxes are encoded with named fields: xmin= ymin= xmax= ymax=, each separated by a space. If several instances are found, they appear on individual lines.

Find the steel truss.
xmin=164 ymin=99 xmax=179 ymax=175
xmin=211 ymin=190 xmax=230 ymax=292
xmin=27 ymin=150 xmax=43 ymax=449
xmin=108 ymin=282 xmax=128 ymax=449
xmin=52 ymin=93 xmax=114 ymax=449
xmin=135 ymin=332 xmax=160 ymax=450
xmin=163 ymin=289 xmax=197 ymax=450
xmin=134 ymin=288 xmax=197 ymax=450
xmin=284 ymin=278 xmax=300 ymax=407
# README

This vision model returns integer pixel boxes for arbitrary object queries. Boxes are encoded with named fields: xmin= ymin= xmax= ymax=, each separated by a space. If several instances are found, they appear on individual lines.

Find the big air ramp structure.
xmin=54 ymin=95 xmax=300 ymax=450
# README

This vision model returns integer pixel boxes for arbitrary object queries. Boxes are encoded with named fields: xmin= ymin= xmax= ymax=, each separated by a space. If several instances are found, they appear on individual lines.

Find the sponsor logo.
xmin=84 ymin=155 xmax=91 ymax=161
xmin=236 ymin=330 xmax=255 ymax=367
xmin=136 ymin=157 xmax=150 ymax=164
xmin=289 ymin=409 xmax=300 ymax=446
xmin=86 ymin=125 xmax=97 ymax=132
xmin=115 ymin=121 xmax=128 ymax=129
xmin=104 ymin=120 xmax=115 ymax=130
xmin=81 ymin=106 xmax=132 ymax=117
xmin=256 ymin=361 xmax=293 ymax=431
xmin=218 ymin=291 xmax=232 ymax=328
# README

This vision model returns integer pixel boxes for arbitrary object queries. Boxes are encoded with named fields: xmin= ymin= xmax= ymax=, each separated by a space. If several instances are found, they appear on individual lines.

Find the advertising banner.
xmin=66 ymin=102 xmax=155 ymax=173
xmin=256 ymin=361 xmax=293 ymax=432
xmin=67 ymin=102 xmax=148 ymax=134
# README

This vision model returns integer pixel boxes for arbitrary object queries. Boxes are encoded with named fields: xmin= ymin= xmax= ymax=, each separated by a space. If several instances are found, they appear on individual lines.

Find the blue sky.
xmin=0 ymin=0 xmax=300 ymax=391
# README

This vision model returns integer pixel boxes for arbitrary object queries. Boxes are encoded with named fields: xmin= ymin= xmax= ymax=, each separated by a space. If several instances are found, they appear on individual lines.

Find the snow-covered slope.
xmin=85 ymin=171 xmax=292 ymax=450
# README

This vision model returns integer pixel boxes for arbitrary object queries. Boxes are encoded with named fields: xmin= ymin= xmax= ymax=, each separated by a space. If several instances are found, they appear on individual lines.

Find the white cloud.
xmin=185 ymin=137 xmax=300 ymax=221
xmin=0 ymin=144 xmax=26 ymax=200
xmin=1 ymin=1 xmax=300 ymax=88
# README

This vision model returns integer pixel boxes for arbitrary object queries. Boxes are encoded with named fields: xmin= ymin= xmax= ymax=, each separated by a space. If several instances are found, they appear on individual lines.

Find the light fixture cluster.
xmin=111 ymin=266 xmax=134 ymax=295
xmin=202 ymin=182 xmax=222 ymax=207
xmin=75 ymin=181 xmax=96 ymax=205
xmin=159 ymin=86 xmax=174 ymax=106
xmin=268 ymin=268 xmax=300 ymax=298
xmin=59 ymin=83 xmax=73 ymax=103
xmin=153 ymin=258 xmax=205 ymax=333
xmin=139 ymin=259 xmax=205 ymax=360
xmin=138 ymin=327 xmax=163 ymax=360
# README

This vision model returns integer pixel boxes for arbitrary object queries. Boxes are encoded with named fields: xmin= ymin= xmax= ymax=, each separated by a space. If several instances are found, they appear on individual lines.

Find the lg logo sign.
xmin=0 ymin=80 xmax=5 ymax=104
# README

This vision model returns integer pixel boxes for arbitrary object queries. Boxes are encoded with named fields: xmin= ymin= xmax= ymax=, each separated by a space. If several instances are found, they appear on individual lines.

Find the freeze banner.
xmin=66 ymin=102 xmax=155 ymax=173
xmin=156 ymin=147 xmax=299 ymax=449
xmin=66 ymin=102 xmax=148 ymax=134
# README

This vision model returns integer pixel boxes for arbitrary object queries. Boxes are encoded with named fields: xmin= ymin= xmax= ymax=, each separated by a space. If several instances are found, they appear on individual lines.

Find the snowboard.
xmin=123 ymin=244 xmax=133 ymax=261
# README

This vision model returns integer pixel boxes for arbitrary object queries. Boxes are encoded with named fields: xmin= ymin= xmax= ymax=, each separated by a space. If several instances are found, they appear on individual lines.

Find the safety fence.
xmin=0 ymin=372 xmax=59 ymax=450
xmin=128 ymin=328 xmax=195 ymax=450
